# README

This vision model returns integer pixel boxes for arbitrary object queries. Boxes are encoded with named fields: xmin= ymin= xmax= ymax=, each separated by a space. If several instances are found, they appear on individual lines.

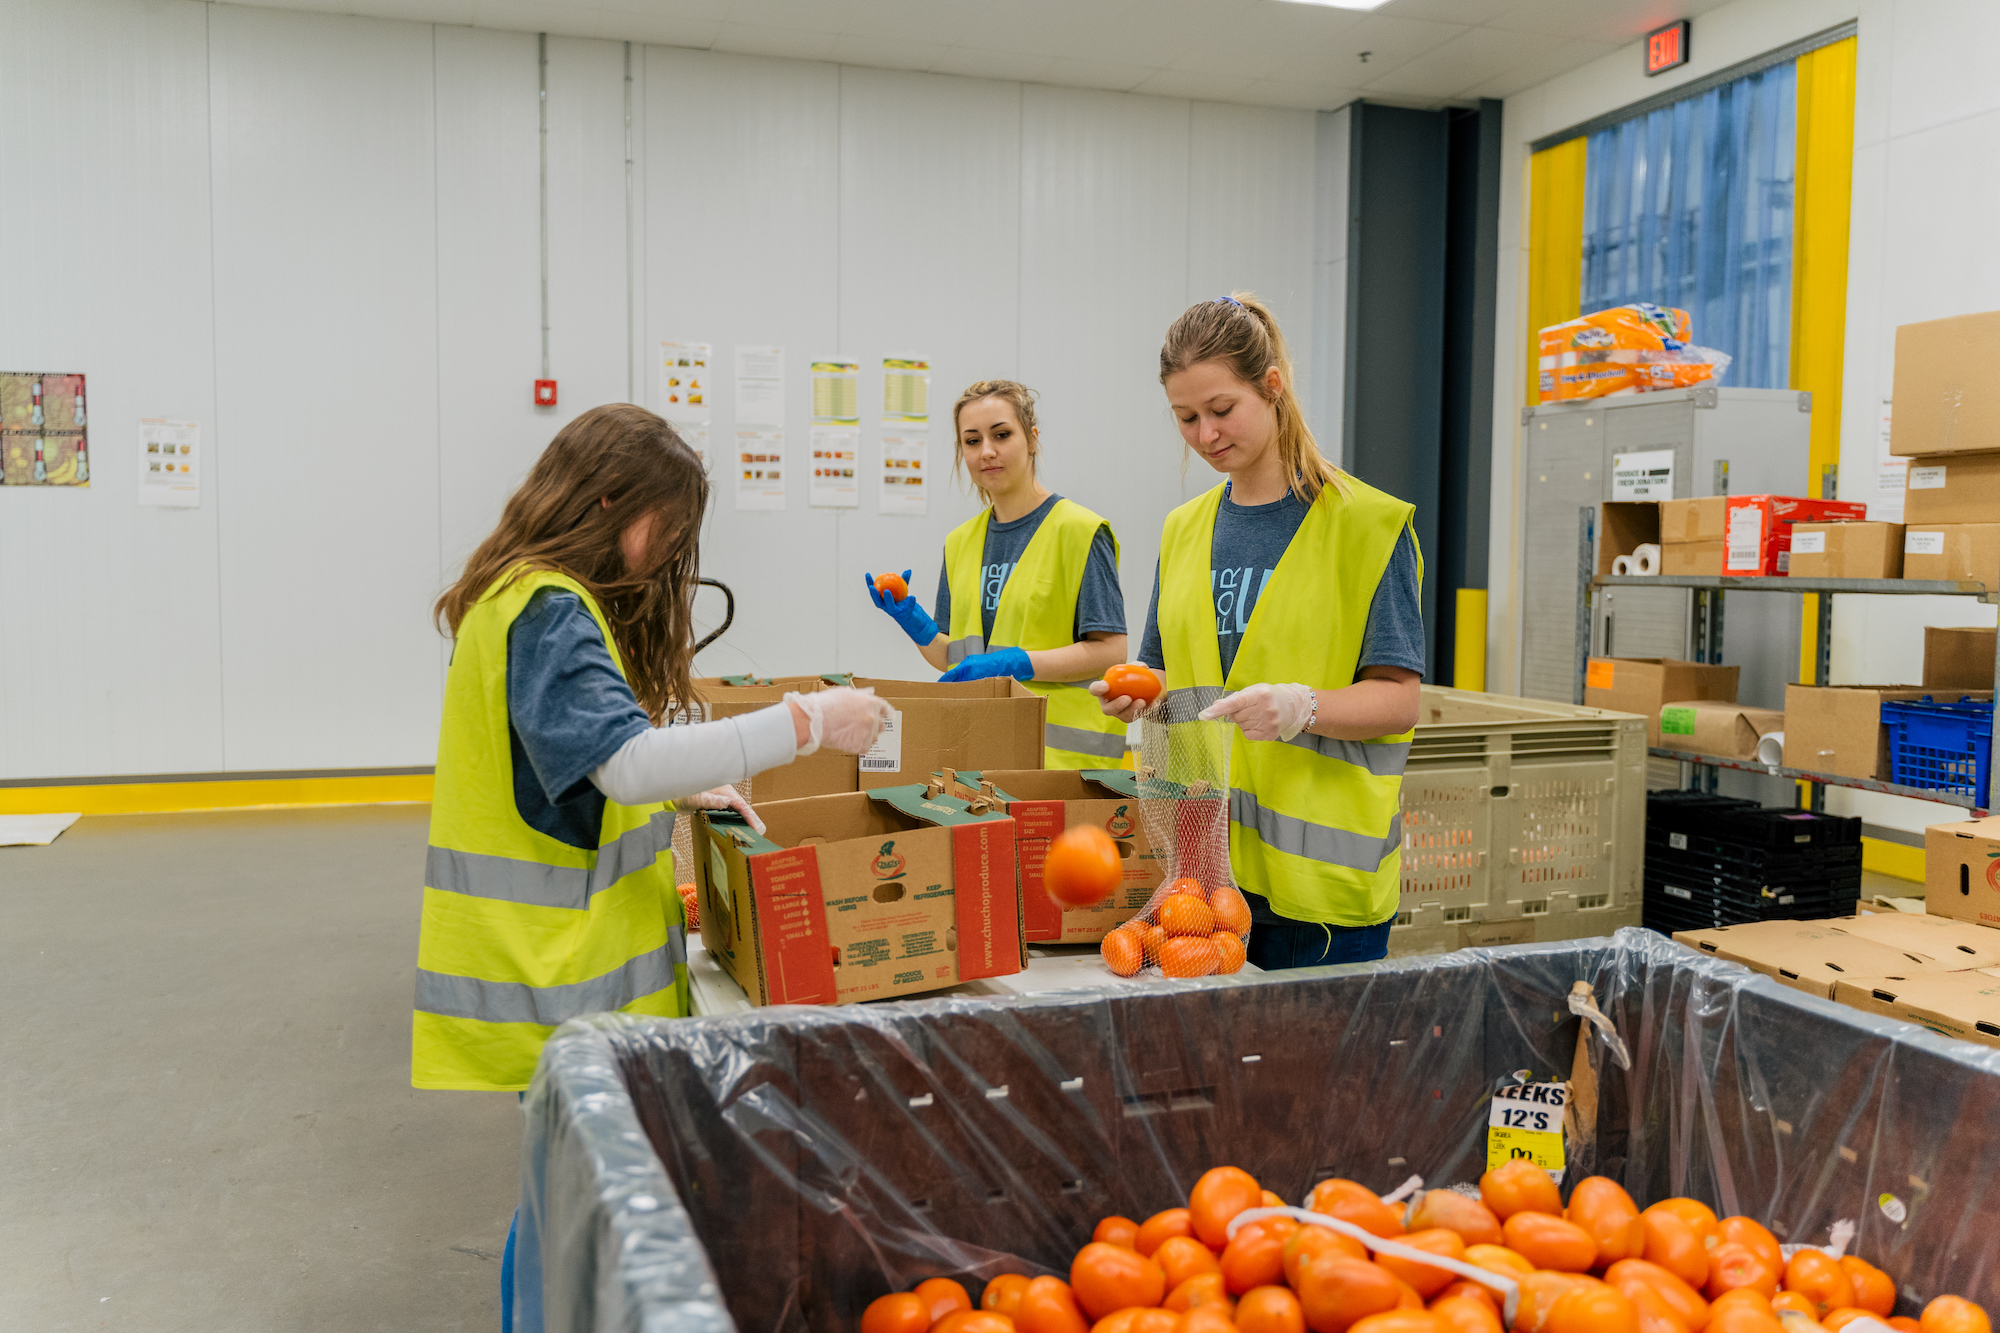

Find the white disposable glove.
xmin=1198 ymin=682 xmax=1315 ymax=743
xmin=1087 ymin=678 xmax=1153 ymax=724
xmin=784 ymin=687 xmax=894 ymax=756
xmin=673 ymin=785 xmax=763 ymax=834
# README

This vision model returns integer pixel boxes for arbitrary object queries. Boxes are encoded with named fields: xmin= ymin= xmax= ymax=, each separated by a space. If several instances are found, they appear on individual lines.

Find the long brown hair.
xmin=435 ymin=403 xmax=708 ymax=722
xmin=1159 ymin=291 xmax=1347 ymax=504
xmin=950 ymin=379 xmax=1039 ymax=505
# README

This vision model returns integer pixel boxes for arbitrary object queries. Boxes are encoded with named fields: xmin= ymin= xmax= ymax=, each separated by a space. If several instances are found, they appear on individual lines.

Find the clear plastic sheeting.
xmin=519 ymin=927 xmax=2000 ymax=1333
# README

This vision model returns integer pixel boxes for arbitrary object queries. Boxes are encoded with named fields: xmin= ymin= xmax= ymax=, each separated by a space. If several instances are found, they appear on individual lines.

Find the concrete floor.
xmin=0 ymin=806 xmax=518 ymax=1333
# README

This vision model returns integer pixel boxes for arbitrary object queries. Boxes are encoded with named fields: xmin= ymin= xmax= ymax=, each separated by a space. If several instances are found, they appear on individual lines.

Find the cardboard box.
xmin=1787 ymin=522 xmax=1904 ymax=579
xmin=1597 ymin=501 xmax=1661 ymax=575
xmin=1903 ymin=450 xmax=2000 ymax=525
xmin=1782 ymin=684 xmax=1994 ymax=779
xmin=1833 ymin=969 xmax=2000 ymax=1048
xmin=1724 ymin=495 xmax=1868 ymax=575
xmin=1656 ymin=699 xmax=1783 ymax=760
xmin=1891 ymin=310 xmax=2000 ymax=457
xmin=692 ymin=786 xmax=1024 ymax=1006
xmin=1661 ymin=541 xmax=1725 ymax=576
xmin=1925 ymin=817 xmax=2000 ymax=930
xmin=1671 ymin=919 xmax=1956 ymax=1000
xmin=943 ymin=768 xmax=1164 ymax=943
xmin=1825 ymin=911 xmax=2000 ymax=968
xmin=1660 ymin=496 xmax=1730 ymax=544
xmin=850 ymin=678 xmax=1047 ymax=792
xmin=1903 ymin=524 xmax=2000 ymax=584
xmin=1584 ymin=658 xmax=1738 ymax=747
xmin=1925 ymin=626 xmax=1998 ymax=689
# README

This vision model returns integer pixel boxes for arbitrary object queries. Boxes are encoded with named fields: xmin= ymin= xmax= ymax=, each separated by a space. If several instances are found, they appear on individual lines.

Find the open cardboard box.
xmin=1585 ymin=658 xmax=1739 ymax=747
xmin=692 ymin=786 xmax=1025 ymax=1006
xmin=1824 ymin=911 xmax=2000 ymax=968
xmin=1671 ymin=919 xmax=1961 ymax=1000
xmin=1833 ymin=968 xmax=2000 ymax=1049
xmin=1926 ymin=816 xmax=2000 ymax=930
xmin=1925 ymin=626 xmax=1998 ymax=689
xmin=942 ymin=768 xmax=1163 ymax=943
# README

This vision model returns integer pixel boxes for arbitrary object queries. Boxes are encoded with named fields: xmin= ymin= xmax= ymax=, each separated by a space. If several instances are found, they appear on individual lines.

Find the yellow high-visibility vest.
xmin=944 ymin=498 xmax=1128 ymax=769
xmin=1155 ymin=479 xmax=1419 ymax=926
xmin=411 ymin=567 xmax=686 ymax=1092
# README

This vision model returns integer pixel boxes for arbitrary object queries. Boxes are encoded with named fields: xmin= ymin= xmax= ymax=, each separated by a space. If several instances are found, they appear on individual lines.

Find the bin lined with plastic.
xmin=518 ymin=929 xmax=2000 ymax=1333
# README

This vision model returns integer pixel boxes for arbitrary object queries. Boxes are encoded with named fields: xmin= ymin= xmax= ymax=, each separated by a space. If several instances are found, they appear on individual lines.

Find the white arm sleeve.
xmin=587 ymin=702 xmax=797 ymax=806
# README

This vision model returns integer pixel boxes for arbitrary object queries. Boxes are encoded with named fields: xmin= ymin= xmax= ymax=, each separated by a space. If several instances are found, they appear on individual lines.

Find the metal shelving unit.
xmin=1571 ymin=507 xmax=2000 ymax=816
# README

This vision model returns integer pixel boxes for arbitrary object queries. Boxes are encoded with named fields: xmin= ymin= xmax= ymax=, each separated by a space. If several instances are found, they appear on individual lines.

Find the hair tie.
xmin=1216 ymin=295 xmax=1241 ymax=307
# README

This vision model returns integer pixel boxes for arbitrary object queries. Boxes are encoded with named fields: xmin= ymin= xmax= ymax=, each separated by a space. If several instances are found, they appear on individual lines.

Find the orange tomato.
xmin=1191 ymin=1166 xmax=1266 ymax=1249
xmin=1922 ymin=1296 xmax=1993 ymax=1333
xmin=1513 ymin=1273 xmax=1598 ymax=1333
xmin=1101 ymin=927 xmax=1145 ymax=977
xmin=1376 ymin=1229 xmax=1468 ymax=1298
xmin=1717 ymin=1219 xmax=1783 ymax=1274
xmin=1604 ymin=1259 xmax=1709 ymax=1331
xmin=917 ymin=1278 xmax=975 ymax=1326
xmin=1838 ymin=1258 xmax=1895 ymax=1318
xmin=1772 ymin=1292 xmax=1819 ymax=1319
xmin=935 ymin=1314 xmax=1017 ymax=1333
xmin=1462 ymin=1245 xmax=1535 ymax=1280
xmin=1824 ymin=1309 xmax=1878 ymax=1331
xmin=1295 ymin=1257 xmax=1402 ymax=1333
xmin=1348 ymin=1314 xmax=1443 ymax=1333
xmin=1137 ymin=1209 xmax=1197 ymax=1257
xmin=1015 ymin=1277 xmax=1090 ymax=1333
xmin=1784 ymin=1252 xmax=1857 ymax=1317
xmin=1285 ymin=1225 xmax=1372 ymax=1289
xmin=1712 ymin=1289 xmax=1777 ymax=1318
xmin=1893 ymin=1321 xmax=1924 ymax=1333
xmin=1432 ymin=1295 xmax=1503 ymax=1333
xmin=1212 ymin=930 xmax=1247 ymax=974
xmin=1165 ymin=1272 xmax=1231 ymax=1313
xmin=1070 ymin=1242 xmax=1168 ymax=1322
xmin=1263 ymin=1191 xmax=1289 ymax=1209
xmin=1430 ymin=1283 xmax=1496 ymax=1313
xmin=1180 ymin=1307 xmax=1237 ymax=1333
xmin=1643 ymin=1200 xmax=1720 ymax=1251
xmin=985 ymin=1275 xmax=1033 ymax=1315
xmin=1639 ymin=1209 xmax=1711 ymax=1288
xmin=1501 ymin=1211 xmax=1599 ymax=1273
xmin=1103 ymin=663 xmax=1163 ymax=705
xmin=1143 ymin=924 xmax=1169 ymax=964
xmin=1156 ymin=1237 xmax=1223 ymax=1292
xmin=1046 ymin=825 xmax=1122 ymax=908
xmin=1129 ymin=1313 xmax=1181 ymax=1333
xmin=1393 ymin=1278 xmax=1426 ymax=1311
xmin=875 ymin=572 xmax=909 ymax=601
xmin=1480 ymin=1160 xmax=1563 ymax=1221
xmin=1708 ymin=1244 xmax=1780 ymax=1300
xmin=1236 ymin=1285 xmax=1308 ymax=1333
xmin=1090 ymin=1312 xmax=1140 ymax=1333
xmin=1409 ymin=1191 xmax=1503 ymax=1248
xmin=1209 ymin=885 xmax=1254 ymax=936
xmin=1548 ymin=1284 xmax=1640 ymax=1333
xmin=1567 ymin=1177 xmax=1647 ymax=1269
xmin=1706 ymin=1305 xmax=1784 ymax=1333
xmin=1164 ymin=876 xmax=1209 ymax=901
xmin=1624 ymin=1283 xmax=1694 ymax=1333
xmin=1159 ymin=937 xmax=1221 ymax=978
xmin=1160 ymin=895 xmax=1218 ymax=938
xmin=862 ymin=1292 xmax=933 ymax=1333
xmin=1095 ymin=1217 xmax=1141 ymax=1249
xmin=1223 ymin=1218 xmax=1299 ymax=1294
xmin=1308 ymin=1180 xmax=1407 ymax=1238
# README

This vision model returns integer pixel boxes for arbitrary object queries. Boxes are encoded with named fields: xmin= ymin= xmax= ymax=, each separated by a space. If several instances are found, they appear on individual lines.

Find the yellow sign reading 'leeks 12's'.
xmin=1487 ymin=1081 xmax=1568 ymax=1181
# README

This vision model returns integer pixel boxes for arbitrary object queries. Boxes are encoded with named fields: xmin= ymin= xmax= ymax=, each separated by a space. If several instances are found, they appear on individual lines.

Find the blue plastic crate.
xmin=1882 ymin=696 xmax=1993 ymax=795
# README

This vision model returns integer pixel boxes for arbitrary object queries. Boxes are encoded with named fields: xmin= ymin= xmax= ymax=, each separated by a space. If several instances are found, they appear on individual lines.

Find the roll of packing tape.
xmin=1631 ymin=543 xmax=1661 ymax=576
xmin=1611 ymin=555 xmax=1633 ymax=576
xmin=1757 ymin=731 xmax=1785 ymax=767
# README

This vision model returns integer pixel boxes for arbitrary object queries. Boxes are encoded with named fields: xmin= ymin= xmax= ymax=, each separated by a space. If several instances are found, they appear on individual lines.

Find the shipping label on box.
xmin=1902 ymin=451 xmax=2000 ymax=525
xmin=1787 ymin=522 xmax=1904 ymax=579
xmin=1903 ymin=524 xmax=2000 ymax=584
xmin=1926 ymin=817 xmax=2000 ymax=930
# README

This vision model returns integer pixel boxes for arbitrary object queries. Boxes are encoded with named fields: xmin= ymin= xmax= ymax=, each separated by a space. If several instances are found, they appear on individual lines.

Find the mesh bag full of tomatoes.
xmin=860 ymin=1158 xmax=1987 ymax=1333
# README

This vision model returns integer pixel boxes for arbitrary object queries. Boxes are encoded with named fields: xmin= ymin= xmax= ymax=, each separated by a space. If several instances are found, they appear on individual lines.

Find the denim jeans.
xmin=1241 ymin=888 xmax=1392 ymax=970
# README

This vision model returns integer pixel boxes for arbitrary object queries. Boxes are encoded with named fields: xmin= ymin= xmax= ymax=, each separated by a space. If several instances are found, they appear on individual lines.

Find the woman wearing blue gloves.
xmin=865 ymin=379 xmax=1129 ymax=769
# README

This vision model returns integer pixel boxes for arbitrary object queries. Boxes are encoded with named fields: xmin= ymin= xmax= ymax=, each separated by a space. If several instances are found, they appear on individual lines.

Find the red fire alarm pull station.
xmin=534 ymin=379 xmax=558 ymax=407
xmin=1646 ymin=20 xmax=1689 ymax=75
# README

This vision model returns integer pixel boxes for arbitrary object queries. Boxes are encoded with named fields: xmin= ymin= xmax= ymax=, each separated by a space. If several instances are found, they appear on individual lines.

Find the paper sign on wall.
xmin=1611 ymin=449 xmax=1675 ymax=500
xmin=882 ymin=356 xmax=929 ymax=423
xmin=1873 ymin=400 xmax=1907 ymax=523
xmin=658 ymin=340 xmax=712 ymax=424
xmin=736 ymin=345 xmax=785 ymax=426
xmin=681 ymin=426 xmax=710 ymax=473
xmin=811 ymin=359 xmax=860 ymax=424
xmin=809 ymin=424 xmax=859 ymax=508
xmin=735 ymin=428 xmax=785 ymax=511
xmin=880 ymin=432 xmax=928 ymax=515
xmin=138 ymin=418 xmax=200 ymax=507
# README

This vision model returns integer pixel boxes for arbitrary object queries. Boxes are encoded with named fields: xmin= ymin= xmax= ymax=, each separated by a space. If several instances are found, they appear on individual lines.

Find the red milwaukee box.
xmin=1725 ymin=496 xmax=1868 ymax=575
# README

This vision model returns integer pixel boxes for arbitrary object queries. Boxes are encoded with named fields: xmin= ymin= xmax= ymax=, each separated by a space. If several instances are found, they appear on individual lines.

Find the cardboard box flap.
xmin=704 ymin=812 xmax=785 ymax=856
xmin=1834 ymin=969 xmax=2000 ymax=1047
xmin=1672 ymin=920 xmax=1951 ymax=999
xmin=1079 ymin=769 xmax=1140 ymax=797
xmin=867 ymin=783 xmax=1014 ymax=828
xmin=944 ymin=768 xmax=1138 ymax=803
xmin=1827 ymin=912 xmax=2000 ymax=968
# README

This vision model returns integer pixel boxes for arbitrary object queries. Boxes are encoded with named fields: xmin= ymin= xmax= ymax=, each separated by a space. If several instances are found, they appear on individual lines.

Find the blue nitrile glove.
xmin=939 ymin=647 xmax=1035 ymax=683
xmin=863 ymin=569 xmax=941 ymax=647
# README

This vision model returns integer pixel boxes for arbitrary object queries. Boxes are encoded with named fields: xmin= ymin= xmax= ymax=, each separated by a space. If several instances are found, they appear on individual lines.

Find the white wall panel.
xmin=645 ymin=49 xmax=841 ymax=681
xmin=0 ymin=0 xmax=221 ymax=779
xmin=832 ymin=68 xmax=1022 ymax=679
xmin=547 ymin=37 xmax=638 ymax=413
xmin=209 ymin=7 xmax=442 ymax=769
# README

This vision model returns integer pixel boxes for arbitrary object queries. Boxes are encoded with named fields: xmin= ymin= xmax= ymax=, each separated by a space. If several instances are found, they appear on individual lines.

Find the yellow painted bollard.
xmin=1454 ymin=588 xmax=1487 ymax=692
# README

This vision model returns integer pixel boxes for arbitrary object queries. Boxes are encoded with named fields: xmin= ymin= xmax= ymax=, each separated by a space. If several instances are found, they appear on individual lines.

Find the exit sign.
xmin=1646 ymin=20 xmax=1690 ymax=75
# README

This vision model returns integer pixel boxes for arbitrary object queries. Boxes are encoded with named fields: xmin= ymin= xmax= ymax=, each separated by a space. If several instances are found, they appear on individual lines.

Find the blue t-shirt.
xmin=504 ymin=587 xmax=652 ymax=850
xmin=1137 ymin=485 xmax=1425 ymax=679
xmin=933 ymin=494 xmax=1126 ymax=645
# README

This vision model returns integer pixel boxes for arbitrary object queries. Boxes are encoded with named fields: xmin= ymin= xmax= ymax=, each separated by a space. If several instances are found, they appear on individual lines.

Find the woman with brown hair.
xmin=864 ymin=379 xmax=1130 ymax=768
xmin=1093 ymin=294 xmax=1424 ymax=969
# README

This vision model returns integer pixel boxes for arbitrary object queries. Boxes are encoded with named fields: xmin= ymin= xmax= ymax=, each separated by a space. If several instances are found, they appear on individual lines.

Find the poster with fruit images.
xmin=138 ymin=418 xmax=200 ymax=507
xmin=735 ymin=427 xmax=785 ymax=511
xmin=1 ymin=372 xmax=88 ymax=485
xmin=658 ymin=341 xmax=711 ymax=425
xmin=809 ymin=424 xmax=859 ymax=508
xmin=879 ymin=432 xmax=927 ymax=515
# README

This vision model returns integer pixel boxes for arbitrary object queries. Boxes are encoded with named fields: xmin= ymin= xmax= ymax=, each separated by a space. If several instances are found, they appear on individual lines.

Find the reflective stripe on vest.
xmin=423 ymin=810 xmax=676 ymax=910
xmin=1156 ymin=480 xmax=1420 ymax=927
xmin=415 ymin=931 xmax=687 ymax=1026
xmin=943 ymin=498 xmax=1129 ymax=771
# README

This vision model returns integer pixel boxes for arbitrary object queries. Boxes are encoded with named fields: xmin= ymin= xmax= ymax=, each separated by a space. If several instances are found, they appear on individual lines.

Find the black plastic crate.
xmin=1646 ymin=795 xmax=1862 ymax=849
xmin=1646 ymin=828 xmax=1865 ymax=870
xmin=1643 ymin=891 xmax=1862 ymax=934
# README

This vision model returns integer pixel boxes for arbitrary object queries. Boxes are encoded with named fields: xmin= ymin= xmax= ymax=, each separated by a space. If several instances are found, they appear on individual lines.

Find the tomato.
xmin=1431 ymin=1295 xmax=1503 ymax=1333
xmin=1071 ymin=1242 xmax=1168 ymax=1322
xmin=1838 ymin=1258 xmax=1896 ymax=1318
xmin=1706 ymin=1305 xmax=1784 ymax=1333
xmin=1480 ymin=1160 xmax=1563 ymax=1221
xmin=1429 ymin=1283 xmax=1496 ymax=1313
xmin=1567 ymin=1178 xmax=1646 ymax=1268
xmin=917 ymin=1278 xmax=975 ymax=1326
xmin=1263 ymin=1190 xmax=1289 ymax=1209
xmin=1393 ymin=1278 xmax=1426 ymax=1310
xmin=1548 ymin=1284 xmax=1639 ymax=1333
xmin=1165 ymin=1272 xmax=1230 ymax=1313
xmin=1208 ymin=885 xmax=1254 ymax=935
xmin=1101 ymin=927 xmax=1145 ymax=977
xmin=1015 ymin=1277 xmax=1090 ymax=1333
xmin=1604 ymin=1259 xmax=1709 ymax=1331
xmin=1155 ymin=1237 xmax=1222 ymax=1292
xmin=1094 ymin=1217 xmax=1141 ymax=1249
xmin=1462 ymin=1245 xmax=1535 ymax=1280
xmin=875 ymin=572 xmax=909 ymax=601
xmin=862 ymin=1292 xmax=933 ymax=1333
xmin=1375 ymin=1229 xmax=1467 ymax=1298
xmin=1712 ymin=1289 xmax=1776 ymax=1318
xmin=1772 ymin=1292 xmax=1818 ymax=1319
xmin=1046 ymin=825 xmax=1122 ymax=908
xmin=1643 ymin=1200 xmax=1720 ymax=1251
xmin=1163 ymin=877 xmax=1209 ymax=901
xmin=1295 ymin=1257 xmax=1401 ymax=1333
xmin=936 ymin=1314 xmax=1018 ymax=1333
xmin=984 ymin=1275 xmax=1032 ymax=1315
xmin=1922 ymin=1296 xmax=1994 ymax=1333
xmin=1128 ymin=1313 xmax=1180 ymax=1333
xmin=1348 ymin=1313 xmax=1444 ymax=1333
xmin=1784 ymin=1252 xmax=1857 ymax=1317
xmin=1223 ymin=1218 xmax=1299 ymax=1294
xmin=1501 ymin=1212 xmax=1599 ymax=1273
xmin=1212 ymin=930 xmax=1247 ymax=974
xmin=1639 ymin=1209 xmax=1710 ymax=1288
xmin=1308 ymin=1180 xmax=1406 ymax=1238
xmin=1190 ymin=1166 xmax=1265 ymax=1248
xmin=1103 ymin=663 xmax=1163 ymax=705
xmin=1284 ymin=1225 xmax=1371 ymax=1289
xmin=1160 ymin=895 xmax=1217 ymax=938
xmin=1180 ymin=1307 xmax=1238 ymax=1333
xmin=1089 ymin=1312 xmax=1139 ymax=1333
xmin=1892 ymin=1320 xmax=1924 ymax=1333
xmin=1825 ymin=1308 xmax=1879 ymax=1331
xmin=1707 ymin=1244 xmax=1779 ymax=1300
xmin=1237 ymin=1285 xmax=1308 ymax=1333
xmin=1717 ymin=1219 xmax=1783 ymax=1274
xmin=1623 ymin=1282 xmax=1693 ymax=1333
xmin=1409 ymin=1191 xmax=1503 ymax=1248
xmin=1513 ymin=1273 xmax=1597 ymax=1333
xmin=1159 ymin=937 xmax=1221 ymax=978
xmin=1136 ymin=1209 xmax=1196 ymax=1257
xmin=1143 ymin=924 xmax=1169 ymax=964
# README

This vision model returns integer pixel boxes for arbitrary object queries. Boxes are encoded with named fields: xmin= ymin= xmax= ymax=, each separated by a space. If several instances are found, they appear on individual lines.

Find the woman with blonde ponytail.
xmin=1091 ymin=293 xmax=1424 ymax=969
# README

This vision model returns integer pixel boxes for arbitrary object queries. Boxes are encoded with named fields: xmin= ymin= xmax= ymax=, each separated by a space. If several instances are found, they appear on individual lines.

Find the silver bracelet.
xmin=1306 ymin=689 xmax=1318 ymax=733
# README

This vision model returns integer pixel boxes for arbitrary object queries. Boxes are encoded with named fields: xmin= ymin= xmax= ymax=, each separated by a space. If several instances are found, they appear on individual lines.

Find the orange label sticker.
xmin=1586 ymin=659 xmax=1615 ymax=691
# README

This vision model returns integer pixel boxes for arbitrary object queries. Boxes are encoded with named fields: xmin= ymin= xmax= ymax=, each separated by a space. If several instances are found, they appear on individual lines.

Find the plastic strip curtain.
xmin=1524 ymin=138 xmax=1587 ymax=404
xmin=1580 ymin=60 xmax=1798 ymax=391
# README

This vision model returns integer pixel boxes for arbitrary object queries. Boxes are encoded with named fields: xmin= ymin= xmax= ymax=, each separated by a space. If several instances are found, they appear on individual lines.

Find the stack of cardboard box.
xmin=1893 ymin=311 xmax=2000 ymax=585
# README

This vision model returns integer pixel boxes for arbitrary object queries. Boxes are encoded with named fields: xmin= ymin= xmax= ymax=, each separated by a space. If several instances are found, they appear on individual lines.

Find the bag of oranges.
xmin=1537 ymin=303 xmax=1732 ymax=403
xmin=1096 ymin=691 xmax=1250 ymax=979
